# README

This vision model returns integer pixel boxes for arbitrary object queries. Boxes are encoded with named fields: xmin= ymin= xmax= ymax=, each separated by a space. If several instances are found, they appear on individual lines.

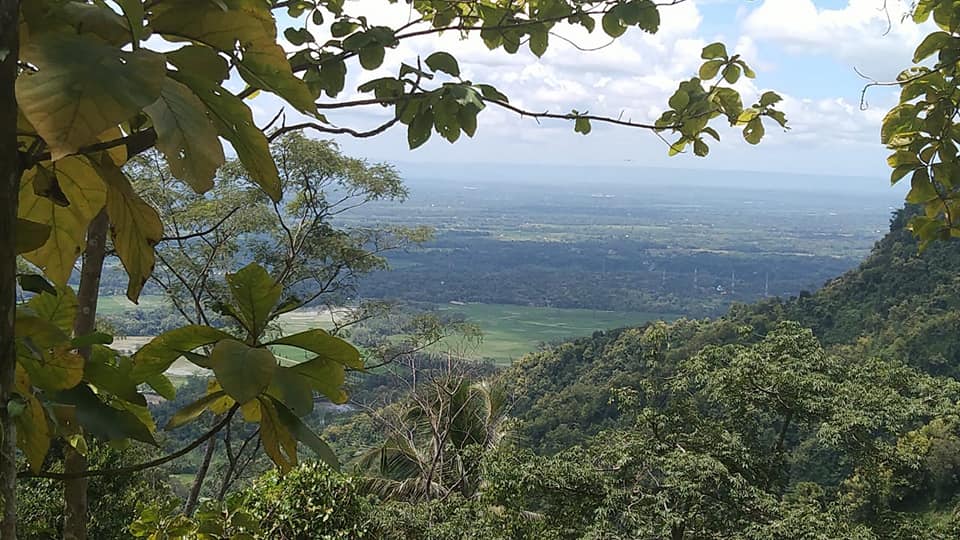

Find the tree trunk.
xmin=64 ymin=209 xmax=109 ymax=540
xmin=183 ymin=436 xmax=216 ymax=516
xmin=0 ymin=2 xmax=21 ymax=538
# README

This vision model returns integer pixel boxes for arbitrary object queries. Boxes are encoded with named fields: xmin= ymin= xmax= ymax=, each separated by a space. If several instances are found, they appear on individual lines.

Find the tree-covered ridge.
xmin=506 ymin=206 xmax=960 ymax=451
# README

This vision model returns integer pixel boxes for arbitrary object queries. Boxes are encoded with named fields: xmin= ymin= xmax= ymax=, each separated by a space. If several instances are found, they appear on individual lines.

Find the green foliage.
xmin=882 ymin=0 xmax=960 ymax=246
xmin=19 ymin=442 xmax=173 ymax=540
xmin=135 ymin=262 xmax=354 ymax=471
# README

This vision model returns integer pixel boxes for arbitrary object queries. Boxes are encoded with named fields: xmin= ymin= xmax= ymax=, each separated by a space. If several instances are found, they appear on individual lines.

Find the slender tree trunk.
xmin=0 ymin=2 xmax=21 ymax=537
xmin=64 ymin=210 xmax=109 ymax=540
xmin=183 ymin=436 xmax=216 ymax=516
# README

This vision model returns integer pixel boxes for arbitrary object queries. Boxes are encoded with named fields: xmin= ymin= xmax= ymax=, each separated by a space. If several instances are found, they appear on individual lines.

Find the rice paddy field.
xmin=433 ymin=303 xmax=676 ymax=363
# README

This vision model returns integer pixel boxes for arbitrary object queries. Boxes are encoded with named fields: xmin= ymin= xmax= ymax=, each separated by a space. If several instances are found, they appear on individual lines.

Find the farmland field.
xmin=433 ymin=302 xmax=677 ymax=363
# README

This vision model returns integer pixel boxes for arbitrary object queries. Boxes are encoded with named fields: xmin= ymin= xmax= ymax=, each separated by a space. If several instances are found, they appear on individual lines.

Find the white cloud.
xmin=742 ymin=0 xmax=929 ymax=80
xmin=258 ymin=0 xmax=905 ymax=175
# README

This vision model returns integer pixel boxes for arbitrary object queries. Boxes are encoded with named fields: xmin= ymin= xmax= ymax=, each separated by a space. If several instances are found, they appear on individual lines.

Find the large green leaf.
xmin=266 ymin=329 xmax=362 ymax=370
xmin=288 ymin=356 xmax=348 ymax=404
xmin=16 ymin=314 xmax=83 ymax=391
xmin=226 ymin=263 xmax=281 ymax=339
xmin=27 ymin=285 xmax=77 ymax=334
xmin=18 ymin=158 xmax=107 ymax=286
xmin=99 ymin=158 xmax=163 ymax=302
xmin=55 ymin=384 xmax=156 ymax=444
xmin=266 ymin=366 xmax=314 ymax=416
xmin=167 ymin=46 xmax=230 ymax=84
xmin=16 ymin=33 xmax=165 ymax=160
xmin=209 ymin=339 xmax=277 ymax=404
xmin=170 ymin=71 xmax=281 ymax=201
xmin=146 ymin=373 xmax=177 ymax=401
xmin=270 ymin=396 xmax=339 ymax=470
xmin=144 ymin=77 xmax=225 ymax=194
xmin=131 ymin=325 xmax=231 ymax=381
xmin=84 ymin=345 xmax=144 ymax=406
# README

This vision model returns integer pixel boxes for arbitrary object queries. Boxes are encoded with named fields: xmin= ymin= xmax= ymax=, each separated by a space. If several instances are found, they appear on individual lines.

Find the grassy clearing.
xmin=433 ymin=303 xmax=676 ymax=364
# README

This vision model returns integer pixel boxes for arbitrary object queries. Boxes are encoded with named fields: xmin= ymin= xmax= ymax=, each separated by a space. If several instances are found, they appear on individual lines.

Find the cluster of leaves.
xmin=139 ymin=263 xmax=360 ymax=472
xmin=882 ymin=0 xmax=960 ymax=246
xmin=657 ymin=42 xmax=787 ymax=156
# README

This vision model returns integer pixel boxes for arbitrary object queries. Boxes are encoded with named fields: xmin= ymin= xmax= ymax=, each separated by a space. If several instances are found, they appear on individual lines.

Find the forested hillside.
xmin=506 ymin=205 xmax=960 ymax=450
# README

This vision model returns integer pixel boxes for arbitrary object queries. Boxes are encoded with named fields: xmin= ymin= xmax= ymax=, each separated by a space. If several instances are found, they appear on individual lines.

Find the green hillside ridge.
xmin=504 ymin=205 xmax=960 ymax=452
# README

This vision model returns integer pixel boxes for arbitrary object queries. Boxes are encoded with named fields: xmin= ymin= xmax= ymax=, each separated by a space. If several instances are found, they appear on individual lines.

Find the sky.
xmin=250 ymin=0 xmax=932 ymax=183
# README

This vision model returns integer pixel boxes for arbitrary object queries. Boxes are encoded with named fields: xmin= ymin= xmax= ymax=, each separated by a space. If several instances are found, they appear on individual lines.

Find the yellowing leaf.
xmin=152 ymin=0 xmax=315 ymax=112
xmin=241 ymin=399 xmax=262 ymax=422
xmin=258 ymin=396 xmax=297 ymax=472
xmin=18 ymin=344 xmax=84 ymax=391
xmin=145 ymin=78 xmax=225 ymax=193
xmin=206 ymin=379 xmax=237 ymax=414
xmin=14 ymin=364 xmax=31 ymax=396
xmin=18 ymin=158 xmax=107 ymax=286
xmin=28 ymin=285 xmax=78 ymax=334
xmin=165 ymin=391 xmax=228 ymax=430
xmin=16 ymin=393 xmax=51 ymax=473
xmin=98 ymin=158 xmax=163 ymax=302
xmin=16 ymin=33 xmax=164 ymax=160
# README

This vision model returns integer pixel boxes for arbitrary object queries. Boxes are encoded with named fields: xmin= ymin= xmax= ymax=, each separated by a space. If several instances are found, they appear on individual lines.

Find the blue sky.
xmin=256 ymin=0 xmax=930 ymax=184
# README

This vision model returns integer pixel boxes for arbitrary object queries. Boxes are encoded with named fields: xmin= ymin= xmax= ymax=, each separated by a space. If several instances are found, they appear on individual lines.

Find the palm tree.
xmin=356 ymin=377 xmax=511 ymax=502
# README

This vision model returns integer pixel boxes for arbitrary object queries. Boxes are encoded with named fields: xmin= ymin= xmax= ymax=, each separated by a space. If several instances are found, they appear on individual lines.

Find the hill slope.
xmin=504 ymin=206 xmax=960 ymax=452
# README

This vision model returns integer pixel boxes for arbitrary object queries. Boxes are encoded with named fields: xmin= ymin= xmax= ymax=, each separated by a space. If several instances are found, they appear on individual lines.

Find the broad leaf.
xmin=270 ymin=396 xmax=339 ymax=470
xmin=170 ymin=71 xmax=282 ymax=201
xmin=28 ymin=285 xmax=78 ymax=334
xmin=167 ymin=45 xmax=230 ymax=84
xmin=55 ymin=385 xmax=156 ymax=444
xmin=266 ymin=329 xmax=362 ymax=369
xmin=258 ymin=396 xmax=298 ymax=472
xmin=84 ymin=346 xmax=144 ymax=406
xmin=288 ymin=357 xmax=348 ymax=404
xmin=144 ymin=77 xmax=225 ymax=194
xmin=146 ymin=374 xmax=177 ymax=401
xmin=152 ymin=0 xmax=315 ymax=112
xmin=266 ymin=366 xmax=314 ymax=416
xmin=226 ymin=263 xmax=281 ymax=339
xmin=15 ymin=393 xmax=50 ymax=474
xmin=131 ymin=325 xmax=231 ymax=381
xmin=425 ymin=52 xmax=460 ymax=77
xmin=209 ymin=339 xmax=277 ymax=404
xmin=99 ymin=158 xmax=163 ymax=302
xmin=16 ymin=33 xmax=164 ymax=159
xmin=18 ymin=158 xmax=107 ymax=285
xmin=16 ymin=218 xmax=51 ymax=254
